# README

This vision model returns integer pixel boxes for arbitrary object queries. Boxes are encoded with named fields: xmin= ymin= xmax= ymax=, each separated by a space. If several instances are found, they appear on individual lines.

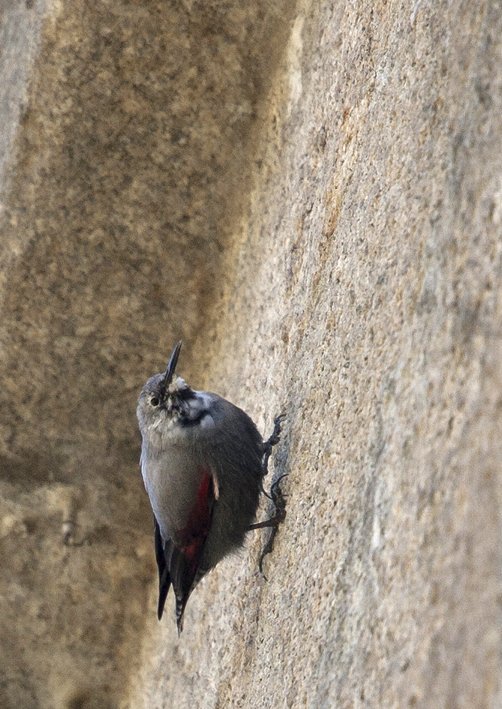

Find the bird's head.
xmin=137 ymin=342 xmax=212 ymax=436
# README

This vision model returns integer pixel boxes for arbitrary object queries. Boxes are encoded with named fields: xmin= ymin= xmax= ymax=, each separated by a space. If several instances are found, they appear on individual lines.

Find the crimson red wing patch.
xmin=161 ymin=466 xmax=216 ymax=631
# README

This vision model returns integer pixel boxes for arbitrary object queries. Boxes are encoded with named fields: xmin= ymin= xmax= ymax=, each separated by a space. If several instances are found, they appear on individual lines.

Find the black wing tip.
xmin=157 ymin=579 xmax=170 ymax=621
xmin=157 ymin=592 xmax=166 ymax=621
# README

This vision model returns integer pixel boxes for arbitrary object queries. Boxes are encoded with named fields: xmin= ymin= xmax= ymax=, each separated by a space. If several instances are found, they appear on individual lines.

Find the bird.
xmin=136 ymin=341 xmax=285 ymax=631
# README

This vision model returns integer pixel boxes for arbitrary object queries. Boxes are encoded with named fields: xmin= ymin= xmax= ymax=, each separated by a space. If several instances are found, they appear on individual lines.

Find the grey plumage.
xmin=137 ymin=342 xmax=278 ymax=632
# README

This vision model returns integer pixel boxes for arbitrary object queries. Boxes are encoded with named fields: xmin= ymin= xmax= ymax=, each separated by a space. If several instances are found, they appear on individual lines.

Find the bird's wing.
xmin=158 ymin=467 xmax=216 ymax=631
xmin=154 ymin=516 xmax=171 ymax=621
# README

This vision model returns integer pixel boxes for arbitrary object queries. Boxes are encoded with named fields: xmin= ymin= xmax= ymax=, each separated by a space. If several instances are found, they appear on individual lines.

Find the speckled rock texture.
xmin=1 ymin=0 xmax=501 ymax=707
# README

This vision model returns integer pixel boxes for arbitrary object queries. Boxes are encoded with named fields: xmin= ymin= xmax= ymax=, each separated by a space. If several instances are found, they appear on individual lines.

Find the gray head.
xmin=137 ymin=341 xmax=210 ymax=434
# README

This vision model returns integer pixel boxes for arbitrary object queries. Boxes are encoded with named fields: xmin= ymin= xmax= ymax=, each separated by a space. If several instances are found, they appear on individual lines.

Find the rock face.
xmin=1 ymin=1 xmax=501 ymax=707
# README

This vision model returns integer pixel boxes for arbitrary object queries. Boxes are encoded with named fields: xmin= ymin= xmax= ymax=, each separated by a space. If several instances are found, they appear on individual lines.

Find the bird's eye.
xmin=150 ymin=397 xmax=160 ymax=407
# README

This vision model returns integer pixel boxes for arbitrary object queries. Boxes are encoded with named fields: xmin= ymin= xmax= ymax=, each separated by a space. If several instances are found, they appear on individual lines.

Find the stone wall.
xmin=1 ymin=1 xmax=501 ymax=707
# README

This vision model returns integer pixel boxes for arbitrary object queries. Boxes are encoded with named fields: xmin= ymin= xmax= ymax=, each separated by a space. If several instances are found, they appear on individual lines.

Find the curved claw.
xmin=253 ymin=414 xmax=288 ymax=577
xmin=271 ymin=473 xmax=289 ymax=491
xmin=262 ymin=413 xmax=286 ymax=479
xmin=250 ymin=473 xmax=288 ymax=577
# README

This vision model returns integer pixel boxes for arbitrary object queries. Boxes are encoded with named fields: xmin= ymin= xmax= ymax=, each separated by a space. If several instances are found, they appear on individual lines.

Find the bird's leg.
xmin=249 ymin=475 xmax=288 ymax=529
xmin=259 ymin=413 xmax=286 ymax=499
xmin=250 ymin=475 xmax=288 ymax=574
xmin=249 ymin=413 xmax=288 ymax=574
xmin=257 ymin=412 xmax=287 ymax=510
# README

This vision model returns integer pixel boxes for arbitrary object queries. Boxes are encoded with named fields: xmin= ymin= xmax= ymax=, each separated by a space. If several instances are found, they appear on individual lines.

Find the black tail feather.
xmin=157 ymin=567 xmax=171 ymax=620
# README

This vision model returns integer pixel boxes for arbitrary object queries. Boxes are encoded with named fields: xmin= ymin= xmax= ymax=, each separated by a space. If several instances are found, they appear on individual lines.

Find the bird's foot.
xmin=249 ymin=474 xmax=288 ymax=576
xmin=260 ymin=413 xmax=286 ymax=498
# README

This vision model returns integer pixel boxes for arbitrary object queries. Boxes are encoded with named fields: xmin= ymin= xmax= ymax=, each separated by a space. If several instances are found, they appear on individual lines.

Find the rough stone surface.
xmin=1 ymin=0 xmax=502 ymax=707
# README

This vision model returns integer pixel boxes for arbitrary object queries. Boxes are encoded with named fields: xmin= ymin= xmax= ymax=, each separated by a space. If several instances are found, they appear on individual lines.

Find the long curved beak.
xmin=163 ymin=341 xmax=182 ymax=387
